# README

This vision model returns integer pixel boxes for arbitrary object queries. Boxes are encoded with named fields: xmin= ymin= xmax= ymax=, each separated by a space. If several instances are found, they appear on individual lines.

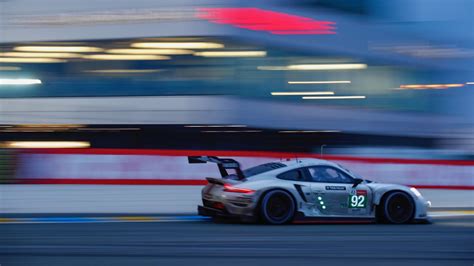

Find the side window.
xmin=277 ymin=169 xmax=304 ymax=181
xmin=307 ymin=166 xmax=353 ymax=183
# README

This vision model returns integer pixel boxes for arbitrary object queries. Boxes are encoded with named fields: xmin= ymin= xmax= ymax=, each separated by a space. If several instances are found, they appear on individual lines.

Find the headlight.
xmin=410 ymin=187 xmax=422 ymax=198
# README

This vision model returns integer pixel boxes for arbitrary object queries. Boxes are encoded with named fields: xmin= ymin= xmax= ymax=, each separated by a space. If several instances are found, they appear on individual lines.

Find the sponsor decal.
xmin=325 ymin=186 xmax=346 ymax=190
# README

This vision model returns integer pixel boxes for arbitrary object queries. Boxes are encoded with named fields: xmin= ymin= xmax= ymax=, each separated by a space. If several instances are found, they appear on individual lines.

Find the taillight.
xmin=223 ymin=183 xmax=255 ymax=194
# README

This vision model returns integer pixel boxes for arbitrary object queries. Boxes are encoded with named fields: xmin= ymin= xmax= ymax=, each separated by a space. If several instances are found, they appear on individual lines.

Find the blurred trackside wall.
xmin=12 ymin=149 xmax=474 ymax=189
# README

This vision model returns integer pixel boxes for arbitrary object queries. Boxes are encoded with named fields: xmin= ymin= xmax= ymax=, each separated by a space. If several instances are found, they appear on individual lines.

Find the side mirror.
xmin=352 ymin=178 xmax=364 ymax=188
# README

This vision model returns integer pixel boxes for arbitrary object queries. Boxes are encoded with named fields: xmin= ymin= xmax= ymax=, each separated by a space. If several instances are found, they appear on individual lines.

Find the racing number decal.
xmin=349 ymin=190 xmax=367 ymax=208
xmin=349 ymin=195 xmax=366 ymax=208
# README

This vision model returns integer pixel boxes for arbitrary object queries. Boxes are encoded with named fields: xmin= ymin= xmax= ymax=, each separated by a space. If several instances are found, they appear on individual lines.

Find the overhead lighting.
xmin=106 ymin=49 xmax=194 ymax=55
xmin=194 ymin=51 xmax=266 ymax=57
xmin=185 ymin=125 xmax=247 ymax=128
xmin=14 ymin=46 xmax=103 ymax=52
xmin=258 ymin=64 xmax=367 ymax=71
xmin=131 ymin=42 xmax=224 ymax=49
xmin=1 ymin=52 xmax=82 ymax=58
xmin=466 ymin=82 xmax=474 ymax=85
xmin=82 ymin=54 xmax=169 ymax=60
xmin=398 ymin=84 xmax=464 ymax=90
xmin=271 ymin=91 xmax=334 ymax=96
xmin=288 ymin=80 xmax=351 ymax=84
xmin=3 ymin=141 xmax=90 ymax=148
xmin=302 ymin=96 xmax=366 ymax=100
xmin=0 ymin=66 xmax=21 ymax=71
xmin=279 ymin=130 xmax=340 ymax=133
xmin=84 ymin=69 xmax=162 ymax=74
xmin=0 ymin=78 xmax=42 ymax=85
xmin=201 ymin=130 xmax=262 ymax=133
xmin=0 ymin=57 xmax=66 ymax=63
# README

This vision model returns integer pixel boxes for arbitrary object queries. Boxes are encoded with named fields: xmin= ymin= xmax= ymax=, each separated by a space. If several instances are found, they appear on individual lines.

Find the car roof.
xmin=251 ymin=158 xmax=339 ymax=177
xmin=281 ymin=158 xmax=337 ymax=168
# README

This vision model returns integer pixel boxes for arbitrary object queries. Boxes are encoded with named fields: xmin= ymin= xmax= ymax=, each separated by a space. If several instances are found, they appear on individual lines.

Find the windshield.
xmin=337 ymin=164 xmax=364 ymax=179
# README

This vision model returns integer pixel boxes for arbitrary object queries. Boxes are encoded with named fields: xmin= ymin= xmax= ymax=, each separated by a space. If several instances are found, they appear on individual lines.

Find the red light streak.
xmin=197 ymin=8 xmax=336 ymax=35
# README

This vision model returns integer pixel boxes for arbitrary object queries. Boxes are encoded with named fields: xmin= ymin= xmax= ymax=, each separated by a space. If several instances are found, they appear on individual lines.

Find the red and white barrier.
xmin=15 ymin=149 xmax=474 ymax=189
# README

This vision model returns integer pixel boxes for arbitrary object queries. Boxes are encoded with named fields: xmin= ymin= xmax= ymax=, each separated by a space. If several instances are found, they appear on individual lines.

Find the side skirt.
xmin=293 ymin=211 xmax=376 ymax=224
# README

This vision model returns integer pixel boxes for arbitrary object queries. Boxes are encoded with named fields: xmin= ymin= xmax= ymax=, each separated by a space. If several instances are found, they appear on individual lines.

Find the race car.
xmin=190 ymin=156 xmax=431 ymax=224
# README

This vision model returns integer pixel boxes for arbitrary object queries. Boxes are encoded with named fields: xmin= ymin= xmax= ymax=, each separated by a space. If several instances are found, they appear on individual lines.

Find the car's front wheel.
xmin=379 ymin=191 xmax=415 ymax=224
xmin=260 ymin=190 xmax=295 ymax=225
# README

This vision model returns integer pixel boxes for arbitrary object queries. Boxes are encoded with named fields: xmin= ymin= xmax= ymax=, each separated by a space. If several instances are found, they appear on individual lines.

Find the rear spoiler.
xmin=188 ymin=156 xmax=245 ymax=180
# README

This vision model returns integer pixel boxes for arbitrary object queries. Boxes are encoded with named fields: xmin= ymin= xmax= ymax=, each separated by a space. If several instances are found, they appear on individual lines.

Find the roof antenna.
xmin=320 ymin=144 xmax=327 ymax=158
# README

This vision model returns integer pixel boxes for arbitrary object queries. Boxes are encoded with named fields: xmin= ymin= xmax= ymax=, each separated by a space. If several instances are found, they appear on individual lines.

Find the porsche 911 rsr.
xmin=190 ymin=156 xmax=431 ymax=224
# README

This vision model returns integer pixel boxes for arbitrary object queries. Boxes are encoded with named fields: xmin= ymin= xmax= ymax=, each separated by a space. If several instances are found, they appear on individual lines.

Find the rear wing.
xmin=188 ymin=156 xmax=244 ymax=180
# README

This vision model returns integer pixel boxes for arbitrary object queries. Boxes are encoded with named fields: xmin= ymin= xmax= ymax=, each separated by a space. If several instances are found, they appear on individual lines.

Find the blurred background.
xmin=0 ymin=0 xmax=473 ymax=209
xmin=1 ymin=2 xmax=473 ymax=266
xmin=1 ymin=0 xmax=473 ymax=154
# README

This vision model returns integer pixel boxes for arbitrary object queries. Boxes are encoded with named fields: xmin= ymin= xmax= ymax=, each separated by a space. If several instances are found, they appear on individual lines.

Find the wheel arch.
xmin=375 ymin=189 xmax=417 ymax=222
xmin=372 ymin=186 xmax=415 ymax=206
xmin=255 ymin=186 xmax=299 ymax=216
xmin=258 ymin=187 xmax=299 ymax=207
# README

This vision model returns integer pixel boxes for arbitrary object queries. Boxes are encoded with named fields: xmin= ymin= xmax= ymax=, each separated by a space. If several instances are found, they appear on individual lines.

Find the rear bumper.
xmin=198 ymin=205 xmax=234 ymax=218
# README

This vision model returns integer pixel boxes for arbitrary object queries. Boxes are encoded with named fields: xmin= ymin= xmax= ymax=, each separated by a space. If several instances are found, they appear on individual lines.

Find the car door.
xmin=305 ymin=166 xmax=372 ymax=217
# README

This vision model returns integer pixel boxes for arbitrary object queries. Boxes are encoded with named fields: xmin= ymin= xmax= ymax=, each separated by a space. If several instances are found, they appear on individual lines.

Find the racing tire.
xmin=379 ymin=191 xmax=415 ymax=224
xmin=259 ymin=190 xmax=295 ymax=225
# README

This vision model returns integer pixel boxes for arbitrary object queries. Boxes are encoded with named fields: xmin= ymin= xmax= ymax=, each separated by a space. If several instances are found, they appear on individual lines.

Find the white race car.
xmin=191 ymin=156 xmax=431 ymax=224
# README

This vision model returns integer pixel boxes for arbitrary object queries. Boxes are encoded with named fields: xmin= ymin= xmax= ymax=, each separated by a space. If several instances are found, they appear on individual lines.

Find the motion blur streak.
xmin=288 ymin=81 xmax=351 ymax=84
xmin=0 ymin=66 xmax=21 ymax=71
xmin=271 ymin=91 xmax=335 ymax=96
xmin=83 ymin=69 xmax=162 ymax=74
xmin=184 ymin=125 xmax=247 ymax=128
xmin=106 ymin=49 xmax=194 ymax=55
xmin=0 ymin=78 xmax=42 ymax=85
xmin=196 ymin=8 xmax=336 ymax=35
xmin=14 ymin=46 xmax=104 ymax=52
xmin=194 ymin=51 xmax=267 ymax=57
xmin=131 ymin=42 xmax=224 ymax=49
xmin=82 ymin=54 xmax=170 ymax=60
xmin=0 ymin=57 xmax=66 ymax=63
xmin=399 ymin=84 xmax=465 ymax=90
xmin=279 ymin=130 xmax=340 ymax=133
xmin=2 ymin=141 xmax=90 ymax=148
xmin=258 ymin=64 xmax=367 ymax=70
xmin=302 ymin=96 xmax=366 ymax=100
xmin=0 ymin=52 xmax=82 ymax=58
xmin=201 ymin=130 xmax=262 ymax=133
xmin=287 ymin=64 xmax=367 ymax=70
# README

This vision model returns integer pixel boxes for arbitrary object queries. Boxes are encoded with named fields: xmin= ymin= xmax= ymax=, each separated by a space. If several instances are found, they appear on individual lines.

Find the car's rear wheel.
xmin=380 ymin=191 xmax=415 ymax=224
xmin=260 ymin=190 xmax=295 ymax=225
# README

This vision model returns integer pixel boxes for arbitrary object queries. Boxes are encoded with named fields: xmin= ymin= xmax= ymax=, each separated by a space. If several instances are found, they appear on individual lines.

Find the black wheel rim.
xmin=387 ymin=193 xmax=413 ymax=223
xmin=266 ymin=193 xmax=291 ymax=222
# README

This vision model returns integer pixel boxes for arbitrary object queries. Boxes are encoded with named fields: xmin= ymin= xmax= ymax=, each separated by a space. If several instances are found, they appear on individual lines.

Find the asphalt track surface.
xmin=1 ymin=216 xmax=473 ymax=266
